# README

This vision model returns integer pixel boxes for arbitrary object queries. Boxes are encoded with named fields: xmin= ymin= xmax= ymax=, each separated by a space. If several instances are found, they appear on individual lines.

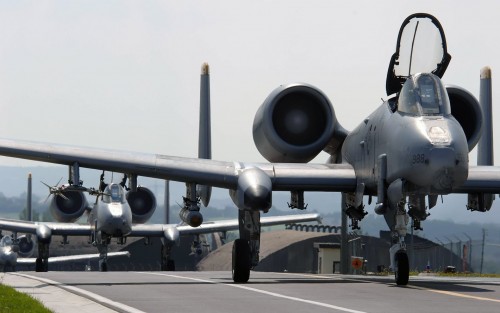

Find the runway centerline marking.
xmin=140 ymin=272 xmax=366 ymax=313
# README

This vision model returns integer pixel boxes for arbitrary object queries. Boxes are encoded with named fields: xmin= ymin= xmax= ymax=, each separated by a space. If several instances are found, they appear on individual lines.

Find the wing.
xmin=128 ymin=213 xmax=321 ymax=237
xmin=453 ymin=166 xmax=500 ymax=193
xmin=0 ymin=218 xmax=91 ymax=236
xmin=0 ymin=139 xmax=356 ymax=192
xmin=0 ymin=213 xmax=319 ymax=239
xmin=175 ymin=213 xmax=321 ymax=235
xmin=17 ymin=251 xmax=130 ymax=264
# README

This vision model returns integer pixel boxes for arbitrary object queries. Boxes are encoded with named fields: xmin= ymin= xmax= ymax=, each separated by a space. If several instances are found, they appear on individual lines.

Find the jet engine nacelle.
xmin=253 ymin=83 xmax=345 ymax=163
xmin=446 ymin=85 xmax=483 ymax=152
xmin=49 ymin=191 xmax=89 ymax=223
xmin=16 ymin=235 xmax=36 ymax=258
xmin=127 ymin=186 xmax=157 ymax=224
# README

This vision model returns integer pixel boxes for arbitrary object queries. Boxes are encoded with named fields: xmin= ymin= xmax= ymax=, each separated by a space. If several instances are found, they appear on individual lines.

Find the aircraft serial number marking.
xmin=412 ymin=154 xmax=425 ymax=164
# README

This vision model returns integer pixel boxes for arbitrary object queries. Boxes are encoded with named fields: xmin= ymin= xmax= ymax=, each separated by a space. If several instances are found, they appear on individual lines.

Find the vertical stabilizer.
xmin=469 ymin=67 xmax=494 ymax=211
xmin=27 ymin=173 xmax=32 ymax=221
xmin=478 ymin=66 xmax=493 ymax=166
xmin=164 ymin=180 xmax=170 ymax=224
xmin=197 ymin=63 xmax=212 ymax=207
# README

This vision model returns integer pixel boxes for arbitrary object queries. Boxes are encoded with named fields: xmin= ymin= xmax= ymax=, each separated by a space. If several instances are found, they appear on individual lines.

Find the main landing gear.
xmin=232 ymin=210 xmax=261 ymax=283
xmin=35 ymin=242 xmax=49 ymax=272
xmin=232 ymin=239 xmax=251 ymax=283
xmin=160 ymin=244 xmax=175 ymax=271
xmin=93 ymin=231 xmax=111 ymax=272
xmin=394 ymin=250 xmax=409 ymax=286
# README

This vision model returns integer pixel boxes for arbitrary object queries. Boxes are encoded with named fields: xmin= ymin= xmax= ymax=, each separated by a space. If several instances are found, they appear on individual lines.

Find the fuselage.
xmin=341 ymin=73 xmax=469 ymax=196
xmin=88 ymin=183 xmax=133 ymax=237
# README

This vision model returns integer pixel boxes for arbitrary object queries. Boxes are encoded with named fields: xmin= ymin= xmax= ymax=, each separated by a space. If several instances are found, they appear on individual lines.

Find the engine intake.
xmin=17 ymin=235 xmax=36 ymax=258
xmin=446 ymin=85 xmax=483 ymax=152
xmin=49 ymin=191 xmax=88 ymax=223
xmin=127 ymin=186 xmax=156 ymax=224
xmin=253 ymin=83 xmax=342 ymax=163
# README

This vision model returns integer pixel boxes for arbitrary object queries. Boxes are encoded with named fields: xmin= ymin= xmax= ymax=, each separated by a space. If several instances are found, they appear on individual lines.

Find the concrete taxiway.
xmin=2 ymin=271 xmax=500 ymax=313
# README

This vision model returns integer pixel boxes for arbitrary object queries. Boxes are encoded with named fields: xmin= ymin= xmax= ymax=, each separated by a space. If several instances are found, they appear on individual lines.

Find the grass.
xmin=0 ymin=284 xmax=53 ymax=313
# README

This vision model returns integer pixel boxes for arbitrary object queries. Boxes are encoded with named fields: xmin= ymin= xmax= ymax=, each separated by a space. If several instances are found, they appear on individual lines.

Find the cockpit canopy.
xmin=386 ymin=13 xmax=451 ymax=96
xmin=397 ymin=73 xmax=451 ymax=116
xmin=103 ymin=183 xmax=126 ymax=204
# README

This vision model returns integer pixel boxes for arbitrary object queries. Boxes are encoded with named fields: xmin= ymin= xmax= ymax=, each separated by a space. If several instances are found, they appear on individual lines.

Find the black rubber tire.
xmin=35 ymin=258 xmax=43 ymax=272
xmin=166 ymin=260 xmax=175 ymax=271
xmin=395 ymin=251 xmax=409 ymax=286
xmin=99 ymin=260 xmax=108 ymax=272
xmin=232 ymin=239 xmax=251 ymax=283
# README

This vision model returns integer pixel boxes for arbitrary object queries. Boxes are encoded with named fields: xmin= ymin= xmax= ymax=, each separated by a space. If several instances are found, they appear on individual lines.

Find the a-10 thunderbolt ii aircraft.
xmin=0 ymin=13 xmax=498 ymax=285
xmin=0 ymin=233 xmax=130 ymax=272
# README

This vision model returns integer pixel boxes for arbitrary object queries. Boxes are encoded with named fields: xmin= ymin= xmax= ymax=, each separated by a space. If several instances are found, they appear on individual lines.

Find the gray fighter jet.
xmin=0 ymin=197 xmax=320 ymax=272
xmin=0 ymin=233 xmax=130 ymax=272
xmin=0 ymin=13 xmax=497 ymax=285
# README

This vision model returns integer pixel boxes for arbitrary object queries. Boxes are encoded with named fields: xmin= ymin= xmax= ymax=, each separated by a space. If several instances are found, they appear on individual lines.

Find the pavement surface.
xmin=2 ymin=271 xmax=500 ymax=313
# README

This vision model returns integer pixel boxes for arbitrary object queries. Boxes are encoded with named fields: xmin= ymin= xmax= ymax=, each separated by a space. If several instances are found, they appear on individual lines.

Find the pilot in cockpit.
xmin=104 ymin=184 xmax=125 ymax=203
xmin=396 ymin=73 xmax=450 ymax=117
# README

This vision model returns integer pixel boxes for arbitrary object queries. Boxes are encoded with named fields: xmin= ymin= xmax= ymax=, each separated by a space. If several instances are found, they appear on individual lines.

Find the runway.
xmin=8 ymin=271 xmax=500 ymax=313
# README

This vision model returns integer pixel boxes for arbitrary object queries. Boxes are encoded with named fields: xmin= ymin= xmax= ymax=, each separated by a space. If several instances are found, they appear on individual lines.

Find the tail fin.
xmin=469 ymin=66 xmax=495 ymax=211
xmin=197 ymin=63 xmax=212 ymax=207
xmin=478 ymin=66 xmax=493 ymax=166
xmin=27 ymin=173 xmax=32 ymax=221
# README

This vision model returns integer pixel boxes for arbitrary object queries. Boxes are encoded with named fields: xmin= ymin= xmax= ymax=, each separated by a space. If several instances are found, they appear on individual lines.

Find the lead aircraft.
xmin=0 ymin=13 xmax=498 ymax=284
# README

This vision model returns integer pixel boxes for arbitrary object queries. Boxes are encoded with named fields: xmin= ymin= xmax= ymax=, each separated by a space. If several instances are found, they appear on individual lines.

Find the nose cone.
xmin=99 ymin=204 xmax=132 ymax=236
xmin=428 ymin=147 xmax=462 ymax=191
xmin=407 ymin=147 xmax=467 ymax=193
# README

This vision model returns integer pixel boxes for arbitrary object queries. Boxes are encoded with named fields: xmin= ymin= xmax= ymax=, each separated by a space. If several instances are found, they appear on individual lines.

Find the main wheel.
xmin=232 ymin=239 xmax=251 ymax=283
xmin=395 ymin=251 xmax=409 ymax=286
xmin=99 ymin=260 xmax=108 ymax=272
xmin=35 ymin=258 xmax=43 ymax=272
xmin=166 ymin=260 xmax=175 ymax=271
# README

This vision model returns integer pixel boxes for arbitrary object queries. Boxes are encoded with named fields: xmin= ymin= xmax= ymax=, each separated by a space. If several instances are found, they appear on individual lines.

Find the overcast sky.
xmin=1 ymin=1 xmax=500 ymax=224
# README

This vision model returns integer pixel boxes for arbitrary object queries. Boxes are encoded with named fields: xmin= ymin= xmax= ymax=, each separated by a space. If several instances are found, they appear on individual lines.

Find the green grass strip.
xmin=0 ymin=284 xmax=53 ymax=313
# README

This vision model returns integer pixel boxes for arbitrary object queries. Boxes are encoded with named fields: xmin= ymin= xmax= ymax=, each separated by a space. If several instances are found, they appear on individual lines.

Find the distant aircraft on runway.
xmin=0 ymin=13 xmax=497 ymax=285
xmin=0 ymin=233 xmax=130 ymax=272
xmin=0 ymin=204 xmax=320 ymax=272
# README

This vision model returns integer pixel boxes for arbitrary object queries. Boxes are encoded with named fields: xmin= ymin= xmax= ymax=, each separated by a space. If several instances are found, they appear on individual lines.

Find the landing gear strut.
xmin=35 ymin=242 xmax=49 ymax=272
xmin=161 ymin=244 xmax=175 ymax=271
xmin=95 ymin=232 xmax=110 ymax=272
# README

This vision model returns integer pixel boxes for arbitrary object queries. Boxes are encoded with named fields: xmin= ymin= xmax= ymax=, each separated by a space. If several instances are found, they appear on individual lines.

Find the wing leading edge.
xmin=0 ymin=138 xmax=357 ymax=192
xmin=0 ymin=213 xmax=321 ymax=239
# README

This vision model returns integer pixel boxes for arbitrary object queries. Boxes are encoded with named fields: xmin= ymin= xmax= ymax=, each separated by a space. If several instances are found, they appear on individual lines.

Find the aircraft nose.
xmin=429 ymin=148 xmax=455 ymax=189
xmin=427 ymin=147 xmax=465 ymax=192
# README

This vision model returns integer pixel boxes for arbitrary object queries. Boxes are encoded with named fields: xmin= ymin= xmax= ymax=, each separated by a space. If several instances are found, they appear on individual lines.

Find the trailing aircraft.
xmin=0 ymin=233 xmax=130 ymax=272
xmin=0 ymin=13 xmax=497 ymax=285
xmin=0 ymin=200 xmax=320 ymax=272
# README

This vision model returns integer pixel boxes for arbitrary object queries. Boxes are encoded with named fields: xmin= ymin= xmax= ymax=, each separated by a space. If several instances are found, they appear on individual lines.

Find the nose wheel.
xmin=232 ymin=239 xmax=251 ymax=283
xmin=395 ymin=251 xmax=409 ymax=285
